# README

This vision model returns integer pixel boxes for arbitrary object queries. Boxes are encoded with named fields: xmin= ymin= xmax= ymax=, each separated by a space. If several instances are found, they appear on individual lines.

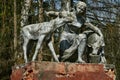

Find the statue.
xmin=86 ymin=30 xmax=106 ymax=63
xmin=21 ymin=16 xmax=73 ymax=63
xmin=60 ymin=1 xmax=107 ymax=63
xmin=21 ymin=1 xmax=106 ymax=63
xmin=46 ymin=1 xmax=106 ymax=63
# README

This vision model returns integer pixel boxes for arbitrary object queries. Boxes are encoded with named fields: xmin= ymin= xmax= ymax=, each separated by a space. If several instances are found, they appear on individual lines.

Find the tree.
xmin=39 ymin=0 xmax=44 ymax=22
xmin=61 ymin=0 xmax=71 ymax=11
xmin=21 ymin=0 xmax=31 ymax=27
xmin=14 ymin=0 xmax=17 ymax=59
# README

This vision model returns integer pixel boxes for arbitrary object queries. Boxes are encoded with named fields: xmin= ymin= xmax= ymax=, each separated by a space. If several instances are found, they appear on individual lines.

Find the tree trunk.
xmin=38 ymin=0 xmax=44 ymax=22
xmin=21 ymin=0 xmax=31 ymax=27
xmin=50 ymin=0 xmax=55 ymax=10
xmin=14 ymin=0 xmax=17 ymax=59
xmin=37 ymin=0 xmax=44 ymax=61
xmin=61 ymin=0 xmax=71 ymax=11
xmin=2 ymin=0 xmax=5 ymax=34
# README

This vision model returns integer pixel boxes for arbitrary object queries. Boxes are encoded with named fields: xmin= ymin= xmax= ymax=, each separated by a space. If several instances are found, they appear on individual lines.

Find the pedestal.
xmin=10 ymin=61 xmax=115 ymax=80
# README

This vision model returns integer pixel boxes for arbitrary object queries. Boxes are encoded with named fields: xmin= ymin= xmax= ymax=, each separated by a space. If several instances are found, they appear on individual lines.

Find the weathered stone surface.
xmin=10 ymin=61 xmax=115 ymax=80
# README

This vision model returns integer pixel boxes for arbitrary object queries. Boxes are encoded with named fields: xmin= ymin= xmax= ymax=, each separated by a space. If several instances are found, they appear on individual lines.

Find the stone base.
xmin=10 ymin=61 xmax=115 ymax=80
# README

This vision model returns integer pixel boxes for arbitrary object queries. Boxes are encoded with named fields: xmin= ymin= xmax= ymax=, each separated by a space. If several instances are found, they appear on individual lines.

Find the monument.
xmin=10 ymin=1 xmax=115 ymax=80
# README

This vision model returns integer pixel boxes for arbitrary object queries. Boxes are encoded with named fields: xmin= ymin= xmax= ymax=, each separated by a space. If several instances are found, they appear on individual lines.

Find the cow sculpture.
xmin=86 ymin=31 xmax=106 ymax=63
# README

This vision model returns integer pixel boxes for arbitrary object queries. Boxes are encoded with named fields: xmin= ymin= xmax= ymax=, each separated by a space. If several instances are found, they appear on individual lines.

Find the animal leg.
xmin=23 ymin=37 xmax=29 ymax=63
xmin=32 ymin=35 xmax=45 ymax=61
xmin=48 ymin=40 xmax=59 ymax=62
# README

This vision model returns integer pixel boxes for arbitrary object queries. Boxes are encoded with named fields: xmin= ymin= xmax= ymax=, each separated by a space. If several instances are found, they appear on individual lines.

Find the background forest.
xmin=0 ymin=0 xmax=120 ymax=80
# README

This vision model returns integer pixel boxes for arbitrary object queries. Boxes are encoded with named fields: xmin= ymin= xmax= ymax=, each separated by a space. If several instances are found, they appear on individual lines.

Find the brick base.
xmin=10 ymin=61 xmax=115 ymax=80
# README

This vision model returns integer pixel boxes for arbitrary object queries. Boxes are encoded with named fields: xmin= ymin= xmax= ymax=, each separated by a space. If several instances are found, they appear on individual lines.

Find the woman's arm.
xmin=84 ymin=22 xmax=103 ymax=37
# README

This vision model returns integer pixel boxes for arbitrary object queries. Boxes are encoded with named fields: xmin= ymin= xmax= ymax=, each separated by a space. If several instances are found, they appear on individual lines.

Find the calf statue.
xmin=86 ymin=29 xmax=106 ymax=63
xmin=21 ymin=16 xmax=73 ymax=63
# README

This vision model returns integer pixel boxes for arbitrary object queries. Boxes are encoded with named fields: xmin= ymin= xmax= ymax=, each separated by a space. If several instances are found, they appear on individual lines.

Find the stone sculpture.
xmin=46 ymin=1 xmax=105 ymax=63
xmin=21 ymin=1 xmax=106 ymax=63
xmin=21 ymin=16 xmax=73 ymax=63
xmin=84 ymin=24 xmax=106 ymax=63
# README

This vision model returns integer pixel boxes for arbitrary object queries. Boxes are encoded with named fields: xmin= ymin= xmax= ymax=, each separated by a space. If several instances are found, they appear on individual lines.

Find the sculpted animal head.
xmin=87 ymin=33 xmax=105 ymax=54
xmin=53 ymin=16 xmax=73 ymax=27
